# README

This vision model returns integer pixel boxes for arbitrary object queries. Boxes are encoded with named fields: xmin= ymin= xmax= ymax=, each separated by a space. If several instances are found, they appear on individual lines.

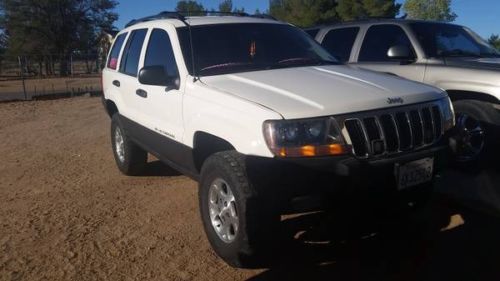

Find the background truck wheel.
xmin=199 ymin=151 xmax=280 ymax=268
xmin=110 ymin=114 xmax=147 ymax=176
xmin=450 ymin=100 xmax=500 ymax=167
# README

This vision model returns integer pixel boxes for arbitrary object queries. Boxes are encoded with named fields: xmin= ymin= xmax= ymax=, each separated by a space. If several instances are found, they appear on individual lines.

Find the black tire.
xmin=451 ymin=100 xmax=500 ymax=167
xmin=198 ymin=151 xmax=280 ymax=268
xmin=110 ymin=114 xmax=147 ymax=176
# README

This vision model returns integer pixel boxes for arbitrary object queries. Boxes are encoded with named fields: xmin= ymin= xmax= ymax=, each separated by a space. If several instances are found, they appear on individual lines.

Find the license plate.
xmin=395 ymin=158 xmax=434 ymax=190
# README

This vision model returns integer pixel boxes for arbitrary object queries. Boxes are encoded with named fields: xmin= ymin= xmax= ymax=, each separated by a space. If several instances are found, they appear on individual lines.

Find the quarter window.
xmin=144 ymin=29 xmax=179 ymax=77
xmin=321 ymin=27 xmax=360 ymax=62
xmin=107 ymin=33 xmax=127 ymax=70
xmin=120 ymin=29 xmax=148 ymax=76
xmin=359 ymin=25 xmax=414 ymax=62
xmin=305 ymin=28 xmax=320 ymax=38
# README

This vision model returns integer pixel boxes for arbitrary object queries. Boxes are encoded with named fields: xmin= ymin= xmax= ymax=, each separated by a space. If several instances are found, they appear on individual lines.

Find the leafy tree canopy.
xmin=269 ymin=0 xmax=400 ymax=27
xmin=336 ymin=0 xmax=401 ymax=21
xmin=403 ymin=0 xmax=457 ymax=22
xmin=219 ymin=0 xmax=232 ymax=13
xmin=270 ymin=0 xmax=338 ymax=27
xmin=489 ymin=34 xmax=500 ymax=51
xmin=176 ymin=0 xmax=205 ymax=15
xmin=0 ymin=0 xmax=118 ymax=58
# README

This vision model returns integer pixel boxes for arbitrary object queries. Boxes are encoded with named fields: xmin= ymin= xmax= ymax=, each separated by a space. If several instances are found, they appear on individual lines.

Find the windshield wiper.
xmin=480 ymin=52 xmax=500 ymax=58
xmin=269 ymin=57 xmax=337 ymax=69
xmin=200 ymin=62 xmax=255 ymax=72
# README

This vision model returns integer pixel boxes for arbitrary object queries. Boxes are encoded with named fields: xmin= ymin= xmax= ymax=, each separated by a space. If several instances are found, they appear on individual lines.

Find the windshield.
xmin=177 ymin=23 xmax=338 ymax=76
xmin=410 ymin=22 xmax=500 ymax=58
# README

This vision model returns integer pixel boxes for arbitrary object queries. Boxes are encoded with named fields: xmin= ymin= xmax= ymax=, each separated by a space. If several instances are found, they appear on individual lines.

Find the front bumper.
xmin=278 ymin=143 xmax=448 ymax=178
xmin=248 ymin=142 xmax=448 ymax=199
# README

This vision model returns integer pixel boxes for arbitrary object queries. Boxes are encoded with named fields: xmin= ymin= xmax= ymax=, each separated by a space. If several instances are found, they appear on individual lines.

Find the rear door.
xmin=116 ymin=28 xmax=149 ymax=125
xmin=318 ymin=27 xmax=360 ymax=63
xmin=351 ymin=24 xmax=426 ymax=82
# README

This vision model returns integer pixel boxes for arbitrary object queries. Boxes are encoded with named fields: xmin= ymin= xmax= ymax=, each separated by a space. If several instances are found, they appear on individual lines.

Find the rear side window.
xmin=107 ymin=33 xmax=127 ymax=70
xmin=359 ymin=25 xmax=413 ymax=62
xmin=144 ymin=29 xmax=179 ymax=77
xmin=321 ymin=27 xmax=360 ymax=62
xmin=120 ymin=29 xmax=148 ymax=76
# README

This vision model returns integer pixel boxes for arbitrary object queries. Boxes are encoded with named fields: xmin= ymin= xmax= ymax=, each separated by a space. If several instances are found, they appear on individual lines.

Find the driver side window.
xmin=144 ymin=29 xmax=179 ymax=77
xmin=359 ymin=25 xmax=414 ymax=62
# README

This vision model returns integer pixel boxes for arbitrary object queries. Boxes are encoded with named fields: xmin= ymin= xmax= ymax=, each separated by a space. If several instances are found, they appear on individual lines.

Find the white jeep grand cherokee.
xmin=102 ymin=12 xmax=455 ymax=268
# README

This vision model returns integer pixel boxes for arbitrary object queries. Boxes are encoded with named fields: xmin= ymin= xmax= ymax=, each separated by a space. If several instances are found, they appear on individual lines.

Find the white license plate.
xmin=395 ymin=158 xmax=434 ymax=190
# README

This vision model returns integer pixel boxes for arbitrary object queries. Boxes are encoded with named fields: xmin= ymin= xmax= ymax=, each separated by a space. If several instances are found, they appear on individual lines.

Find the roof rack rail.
xmin=183 ymin=11 xmax=247 ymax=17
xmin=305 ymin=16 xmax=409 ymax=29
xmin=250 ymin=14 xmax=277 ymax=20
xmin=125 ymin=11 xmax=186 ymax=28
xmin=175 ymin=10 xmax=276 ymax=19
xmin=125 ymin=10 xmax=277 ymax=28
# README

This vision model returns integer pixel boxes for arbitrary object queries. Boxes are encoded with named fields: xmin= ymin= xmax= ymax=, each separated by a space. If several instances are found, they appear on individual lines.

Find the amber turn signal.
xmin=277 ymin=144 xmax=348 ymax=158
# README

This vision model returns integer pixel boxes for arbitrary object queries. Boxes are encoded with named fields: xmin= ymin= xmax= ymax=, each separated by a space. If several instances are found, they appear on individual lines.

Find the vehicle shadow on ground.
xmin=249 ymin=171 xmax=500 ymax=281
xmin=139 ymin=160 xmax=182 ymax=177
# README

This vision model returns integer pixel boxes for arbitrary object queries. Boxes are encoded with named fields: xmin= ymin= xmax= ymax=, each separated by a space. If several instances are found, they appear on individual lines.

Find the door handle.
xmin=136 ymin=89 xmax=148 ymax=98
xmin=112 ymin=80 xmax=120 ymax=87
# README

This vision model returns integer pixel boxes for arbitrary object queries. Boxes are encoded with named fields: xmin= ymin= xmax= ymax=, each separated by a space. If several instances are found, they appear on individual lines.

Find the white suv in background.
xmin=307 ymin=19 xmax=500 ymax=165
xmin=102 ymin=12 xmax=455 ymax=268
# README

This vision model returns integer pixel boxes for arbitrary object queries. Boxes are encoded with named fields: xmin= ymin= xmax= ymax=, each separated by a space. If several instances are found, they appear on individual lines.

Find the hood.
xmin=200 ymin=65 xmax=446 ymax=119
xmin=445 ymin=57 xmax=500 ymax=71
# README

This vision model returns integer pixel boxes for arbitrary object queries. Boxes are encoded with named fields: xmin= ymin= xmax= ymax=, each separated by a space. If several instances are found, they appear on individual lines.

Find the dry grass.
xmin=0 ymin=76 xmax=101 ymax=100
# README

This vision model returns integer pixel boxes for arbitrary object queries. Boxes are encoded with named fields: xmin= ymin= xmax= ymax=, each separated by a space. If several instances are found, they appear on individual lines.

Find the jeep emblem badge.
xmin=387 ymin=97 xmax=404 ymax=104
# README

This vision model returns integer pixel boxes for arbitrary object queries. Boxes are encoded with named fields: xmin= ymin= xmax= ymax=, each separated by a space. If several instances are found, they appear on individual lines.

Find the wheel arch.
xmin=192 ymin=131 xmax=236 ymax=173
xmin=446 ymin=90 xmax=500 ymax=104
xmin=104 ymin=99 xmax=119 ymax=117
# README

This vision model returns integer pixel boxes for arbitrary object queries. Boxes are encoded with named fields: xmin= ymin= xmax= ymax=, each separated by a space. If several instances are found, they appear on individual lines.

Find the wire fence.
xmin=0 ymin=54 xmax=105 ymax=102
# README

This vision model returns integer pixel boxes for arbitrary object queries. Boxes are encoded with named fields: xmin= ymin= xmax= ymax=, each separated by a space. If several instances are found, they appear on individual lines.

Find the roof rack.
xmin=125 ymin=11 xmax=276 ymax=28
xmin=304 ymin=16 xmax=410 ymax=29
xmin=125 ymin=12 xmax=186 ymax=28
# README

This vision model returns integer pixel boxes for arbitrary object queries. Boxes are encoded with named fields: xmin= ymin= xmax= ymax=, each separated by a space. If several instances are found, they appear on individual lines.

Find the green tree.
xmin=403 ymin=0 xmax=457 ymax=21
xmin=336 ymin=0 xmax=401 ymax=21
xmin=0 ymin=0 xmax=117 ymax=75
xmin=270 ymin=0 xmax=338 ymax=27
xmin=176 ymin=0 xmax=205 ymax=15
xmin=488 ymin=34 xmax=500 ymax=51
xmin=219 ymin=0 xmax=232 ymax=12
xmin=233 ymin=7 xmax=245 ymax=13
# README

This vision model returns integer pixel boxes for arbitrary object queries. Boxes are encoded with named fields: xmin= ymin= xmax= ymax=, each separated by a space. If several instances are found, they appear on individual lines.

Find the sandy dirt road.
xmin=0 ymin=97 xmax=258 ymax=280
xmin=1 ymin=97 xmax=499 ymax=281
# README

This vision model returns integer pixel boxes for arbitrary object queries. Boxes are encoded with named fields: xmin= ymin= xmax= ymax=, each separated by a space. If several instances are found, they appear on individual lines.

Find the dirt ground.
xmin=1 ymin=97 xmax=500 ymax=281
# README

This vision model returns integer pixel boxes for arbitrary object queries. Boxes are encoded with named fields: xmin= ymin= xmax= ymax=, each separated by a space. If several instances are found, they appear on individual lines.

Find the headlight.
xmin=263 ymin=117 xmax=350 ymax=157
xmin=441 ymin=96 xmax=455 ymax=131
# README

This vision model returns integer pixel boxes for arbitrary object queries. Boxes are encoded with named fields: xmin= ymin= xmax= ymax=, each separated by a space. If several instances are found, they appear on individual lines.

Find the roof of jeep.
xmin=306 ymin=18 xmax=462 ymax=30
xmin=122 ymin=16 xmax=284 ymax=30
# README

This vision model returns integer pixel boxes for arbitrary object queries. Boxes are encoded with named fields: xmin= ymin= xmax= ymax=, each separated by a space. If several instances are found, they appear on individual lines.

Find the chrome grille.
xmin=342 ymin=102 xmax=444 ymax=158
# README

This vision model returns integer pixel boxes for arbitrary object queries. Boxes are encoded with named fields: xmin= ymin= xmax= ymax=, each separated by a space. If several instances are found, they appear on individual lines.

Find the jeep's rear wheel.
xmin=199 ymin=151 xmax=280 ymax=268
xmin=451 ymin=100 xmax=500 ymax=167
xmin=111 ymin=114 xmax=147 ymax=176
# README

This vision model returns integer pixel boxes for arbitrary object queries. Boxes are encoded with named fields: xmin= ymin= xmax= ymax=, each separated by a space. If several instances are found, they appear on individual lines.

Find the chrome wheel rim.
xmin=114 ymin=127 xmax=125 ymax=163
xmin=451 ymin=113 xmax=485 ymax=162
xmin=208 ymin=178 xmax=239 ymax=243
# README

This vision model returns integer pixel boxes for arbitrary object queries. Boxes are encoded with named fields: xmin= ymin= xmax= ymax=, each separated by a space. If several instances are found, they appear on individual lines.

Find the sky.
xmin=114 ymin=0 xmax=499 ymax=38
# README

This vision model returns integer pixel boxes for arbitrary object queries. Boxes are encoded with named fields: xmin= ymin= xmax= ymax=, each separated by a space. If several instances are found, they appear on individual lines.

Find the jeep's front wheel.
xmin=450 ymin=100 xmax=500 ymax=166
xmin=111 ymin=114 xmax=147 ymax=175
xmin=199 ymin=151 xmax=279 ymax=268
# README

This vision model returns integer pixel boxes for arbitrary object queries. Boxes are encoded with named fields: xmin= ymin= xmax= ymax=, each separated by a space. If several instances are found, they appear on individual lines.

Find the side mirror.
xmin=387 ymin=45 xmax=414 ymax=61
xmin=138 ymin=65 xmax=179 ymax=90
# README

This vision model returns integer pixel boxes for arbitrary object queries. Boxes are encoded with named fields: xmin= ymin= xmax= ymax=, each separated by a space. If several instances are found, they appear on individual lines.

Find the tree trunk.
xmin=60 ymin=54 xmax=70 ymax=76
